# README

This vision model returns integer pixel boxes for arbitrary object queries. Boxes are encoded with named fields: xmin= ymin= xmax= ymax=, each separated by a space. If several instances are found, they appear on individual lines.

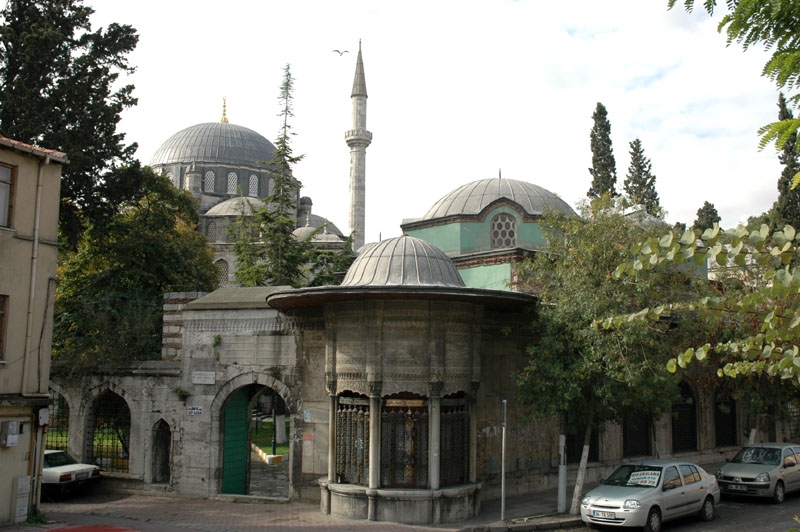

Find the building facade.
xmin=0 ymin=136 xmax=66 ymax=525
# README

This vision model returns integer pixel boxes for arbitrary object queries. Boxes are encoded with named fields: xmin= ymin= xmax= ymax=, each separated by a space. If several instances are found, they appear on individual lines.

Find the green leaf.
xmin=659 ymin=232 xmax=674 ymax=248
xmin=680 ymin=230 xmax=696 ymax=245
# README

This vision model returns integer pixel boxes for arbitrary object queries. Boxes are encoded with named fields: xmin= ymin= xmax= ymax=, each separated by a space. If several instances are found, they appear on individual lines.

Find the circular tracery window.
xmin=491 ymin=213 xmax=517 ymax=248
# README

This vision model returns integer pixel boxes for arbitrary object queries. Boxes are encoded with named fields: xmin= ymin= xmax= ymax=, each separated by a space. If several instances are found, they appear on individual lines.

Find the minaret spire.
xmin=345 ymin=40 xmax=372 ymax=250
xmin=221 ymin=97 xmax=229 ymax=123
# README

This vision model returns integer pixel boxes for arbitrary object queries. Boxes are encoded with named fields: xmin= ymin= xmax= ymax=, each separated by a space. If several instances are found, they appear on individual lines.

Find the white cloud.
xmin=91 ymin=0 xmax=785 ymax=243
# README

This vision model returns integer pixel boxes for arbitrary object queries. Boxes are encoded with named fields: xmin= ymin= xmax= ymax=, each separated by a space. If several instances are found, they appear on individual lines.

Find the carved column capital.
xmin=367 ymin=380 xmax=382 ymax=397
xmin=326 ymin=374 xmax=337 ymax=395
xmin=429 ymin=380 xmax=444 ymax=398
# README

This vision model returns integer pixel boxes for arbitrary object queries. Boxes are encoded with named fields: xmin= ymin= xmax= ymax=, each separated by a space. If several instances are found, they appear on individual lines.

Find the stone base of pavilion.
xmin=319 ymin=479 xmax=481 ymax=525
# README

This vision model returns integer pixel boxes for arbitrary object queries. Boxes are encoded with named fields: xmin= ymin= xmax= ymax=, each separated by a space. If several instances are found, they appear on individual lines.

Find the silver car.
xmin=580 ymin=460 xmax=719 ymax=532
xmin=716 ymin=442 xmax=800 ymax=503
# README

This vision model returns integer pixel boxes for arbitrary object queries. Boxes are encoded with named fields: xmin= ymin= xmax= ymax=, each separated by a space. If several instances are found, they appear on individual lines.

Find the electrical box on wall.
xmin=1 ymin=420 xmax=20 ymax=447
xmin=38 ymin=407 xmax=49 ymax=426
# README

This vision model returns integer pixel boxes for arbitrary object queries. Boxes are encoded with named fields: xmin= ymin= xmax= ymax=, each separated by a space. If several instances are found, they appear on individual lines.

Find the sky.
xmin=89 ymin=0 xmax=784 ymax=245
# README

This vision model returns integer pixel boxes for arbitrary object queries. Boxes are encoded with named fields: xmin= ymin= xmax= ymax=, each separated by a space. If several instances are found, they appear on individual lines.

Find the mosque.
xmin=47 ymin=46 xmax=761 ymax=525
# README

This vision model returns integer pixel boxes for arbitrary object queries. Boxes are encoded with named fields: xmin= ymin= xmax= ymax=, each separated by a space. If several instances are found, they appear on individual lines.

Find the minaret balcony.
xmin=345 ymin=129 xmax=373 ymax=144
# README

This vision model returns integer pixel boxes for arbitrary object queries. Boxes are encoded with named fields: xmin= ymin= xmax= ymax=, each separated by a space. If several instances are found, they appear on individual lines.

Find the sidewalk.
xmin=1 ymin=485 xmax=586 ymax=532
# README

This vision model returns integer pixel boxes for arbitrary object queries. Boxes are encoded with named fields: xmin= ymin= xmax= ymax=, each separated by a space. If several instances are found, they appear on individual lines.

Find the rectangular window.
xmin=0 ymin=295 xmax=7 ymax=360
xmin=0 ymin=165 xmax=13 ymax=227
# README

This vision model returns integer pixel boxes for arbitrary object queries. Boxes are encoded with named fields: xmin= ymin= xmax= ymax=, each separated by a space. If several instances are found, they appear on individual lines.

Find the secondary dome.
xmin=423 ymin=178 xmax=576 ymax=220
xmin=342 ymin=235 xmax=464 ymax=288
xmin=149 ymin=122 xmax=276 ymax=168
xmin=205 ymin=197 xmax=267 ymax=217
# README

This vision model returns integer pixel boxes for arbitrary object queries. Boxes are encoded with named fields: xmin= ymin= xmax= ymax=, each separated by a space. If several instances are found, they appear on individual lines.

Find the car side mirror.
xmin=663 ymin=483 xmax=676 ymax=491
xmin=785 ymin=462 xmax=796 ymax=468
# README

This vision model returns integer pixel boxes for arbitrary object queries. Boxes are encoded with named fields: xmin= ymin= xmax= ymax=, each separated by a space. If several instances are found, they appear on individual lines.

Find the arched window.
xmin=715 ymin=393 xmax=737 ymax=447
xmin=491 ymin=213 xmax=517 ymax=249
xmin=215 ymin=259 xmax=229 ymax=285
xmin=672 ymin=382 xmax=697 ymax=453
xmin=204 ymin=171 xmax=215 ymax=192
xmin=249 ymin=175 xmax=258 ymax=197
xmin=227 ymin=172 xmax=238 ymax=194
xmin=207 ymin=221 xmax=217 ymax=243
xmin=152 ymin=419 xmax=171 ymax=484
xmin=86 ymin=390 xmax=131 ymax=473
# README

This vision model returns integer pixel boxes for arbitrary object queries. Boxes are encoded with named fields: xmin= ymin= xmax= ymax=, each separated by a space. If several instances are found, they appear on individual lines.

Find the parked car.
xmin=41 ymin=449 xmax=101 ymax=495
xmin=580 ymin=460 xmax=719 ymax=531
xmin=716 ymin=442 xmax=800 ymax=503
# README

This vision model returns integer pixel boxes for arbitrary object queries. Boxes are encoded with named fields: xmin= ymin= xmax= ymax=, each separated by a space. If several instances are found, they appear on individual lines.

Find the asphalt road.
xmin=653 ymin=491 xmax=800 ymax=532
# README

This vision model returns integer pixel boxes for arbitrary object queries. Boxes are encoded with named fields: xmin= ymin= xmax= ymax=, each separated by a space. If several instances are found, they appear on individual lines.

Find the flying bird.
xmin=332 ymin=49 xmax=349 ymax=56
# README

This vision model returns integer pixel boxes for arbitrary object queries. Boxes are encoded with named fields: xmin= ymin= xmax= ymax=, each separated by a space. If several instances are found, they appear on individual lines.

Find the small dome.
xmin=205 ymin=197 xmax=266 ymax=216
xmin=423 ymin=178 xmax=576 ymax=220
xmin=342 ymin=235 xmax=464 ymax=288
xmin=149 ymin=122 xmax=276 ymax=168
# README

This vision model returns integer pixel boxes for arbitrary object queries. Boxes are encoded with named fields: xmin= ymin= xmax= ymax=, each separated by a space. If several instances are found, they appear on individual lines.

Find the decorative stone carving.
xmin=367 ymin=380 xmax=382 ymax=397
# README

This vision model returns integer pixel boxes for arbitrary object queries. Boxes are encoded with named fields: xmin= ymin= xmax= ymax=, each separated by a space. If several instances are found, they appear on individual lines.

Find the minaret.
xmin=345 ymin=41 xmax=372 ymax=251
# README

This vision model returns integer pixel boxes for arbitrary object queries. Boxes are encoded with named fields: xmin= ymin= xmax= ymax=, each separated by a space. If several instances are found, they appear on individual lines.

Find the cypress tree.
xmin=623 ymin=138 xmax=661 ymax=216
xmin=774 ymin=93 xmax=800 ymax=229
xmin=587 ymin=102 xmax=618 ymax=198
xmin=693 ymin=201 xmax=721 ymax=233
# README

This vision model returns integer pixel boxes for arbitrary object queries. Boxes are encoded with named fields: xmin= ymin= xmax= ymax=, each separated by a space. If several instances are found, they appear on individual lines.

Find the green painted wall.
xmin=458 ymin=263 xmax=511 ymax=290
xmin=406 ymin=206 xmax=545 ymax=256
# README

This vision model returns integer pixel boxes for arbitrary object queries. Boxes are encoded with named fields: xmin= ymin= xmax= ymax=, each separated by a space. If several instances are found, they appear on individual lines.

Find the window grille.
xmin=623 ymin=411 xmax=651 ymax=458
xmin=381 ymin=395 xmax=428 ymax=488
xmin=672 ymin=382 xmax=697 ymax=453
xmin=336 ymin=395 xmax=369 ymax=485
xmin=86 ymin=391 xmax=131 ymax=472
xmin=216 ymin=259 xmax=229 ymax=285
xmin=227 ymin=172 xmax=238 ymax=194
xmin=715 ymin=394 xmax=737 ymax=447
xmin=440 ymin=396 xmax=469 ymax=486
xmin=491 ymin=213 xmax=517 ymax=248
xmin=207 ymin=222 xmax=217 ymax=242
xmin=47 ymin=392 xmax=70 ymax=451
xmin=204 ymin=171 xmax=215 ymax=192
xmin=249 ymin=175 xmax=258 ymax=197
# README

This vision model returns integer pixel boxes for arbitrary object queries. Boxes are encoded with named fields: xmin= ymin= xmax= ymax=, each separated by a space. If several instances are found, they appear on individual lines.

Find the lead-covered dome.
xmin=342 ymin=235 xmax=464 ymax=288
xmin=149 ymin=122 xmax=276 ymax=168
xmin=423 ymin=178 xmax=576 ymax=220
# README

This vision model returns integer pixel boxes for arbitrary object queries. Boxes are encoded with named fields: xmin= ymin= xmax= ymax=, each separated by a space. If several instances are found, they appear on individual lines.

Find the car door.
xmin=660 ymin=466 xmax=687 ymax=520
xmin=782 ymin=447 xmax=800 ymax=493
xmin=678 ymin=464 xmax=706 ymax=512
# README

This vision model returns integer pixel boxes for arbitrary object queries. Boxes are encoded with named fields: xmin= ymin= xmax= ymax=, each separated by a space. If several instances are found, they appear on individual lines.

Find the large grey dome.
xmin=149 ymin=122 xmax=276 ymax=168
xmin=342 ymin=236 xmax=464 ymax=288
xmin=424 ymin=178 xmax=576 ymax=220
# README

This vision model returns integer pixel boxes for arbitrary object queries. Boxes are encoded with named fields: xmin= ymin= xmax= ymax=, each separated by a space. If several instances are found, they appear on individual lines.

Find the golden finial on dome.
xmin=221 ymin=97 xmax=229 ymax=123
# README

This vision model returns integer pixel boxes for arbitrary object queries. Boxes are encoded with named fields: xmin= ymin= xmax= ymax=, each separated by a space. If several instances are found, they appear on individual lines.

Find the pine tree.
xmin=693 ymin=201 xmax=721 ymax=233
xmin=587 ymin=102 xmax=618 ymax=198
xmin=0 ymin=0 xmax=140 ymax=249
xmin=774 ymin=93 xmax=800 ymax=229
xmin=623 ymin=139 xmax=661 ymax=216
xmin=234 ymin=64 xmax=312 ymax=288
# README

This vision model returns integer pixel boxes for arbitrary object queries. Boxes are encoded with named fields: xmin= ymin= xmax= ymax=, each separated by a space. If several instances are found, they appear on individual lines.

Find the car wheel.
xmin=643 ymin=507 xmax=662 ymax=532
xmin=698 ymin=496 xmax=715 ymax=521
xmin=773 ymin=480 xmax=785 ymax=504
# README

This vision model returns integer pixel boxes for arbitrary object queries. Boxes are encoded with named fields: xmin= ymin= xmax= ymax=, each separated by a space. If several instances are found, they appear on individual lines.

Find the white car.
xmin=580 ymin=460 xmax=720 ymax=532
xmin=42 ymin=449 xmax=101 ymax=495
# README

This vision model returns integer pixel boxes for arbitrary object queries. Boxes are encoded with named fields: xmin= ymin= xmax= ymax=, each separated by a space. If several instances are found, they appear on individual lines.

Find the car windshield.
xmin=604 ymin=465 xmax=663 ymax=487
xmin=44 ymin=451 xmax=78 ymax=468
xmin=731 ymin=447 xmax=781 ymax=466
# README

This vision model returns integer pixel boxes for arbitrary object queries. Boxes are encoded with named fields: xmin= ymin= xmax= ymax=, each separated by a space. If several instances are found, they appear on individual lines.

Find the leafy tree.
xmin=775 ymin=93 xmax=800 ymax=228
xmin=623 ymin=138 xmax=661 ymax=216
xmin=514 ymin=197 xmax=715 ymax=514
xmin=603 ymin=222 xmax=800 ymax=385
xmin=587 ymin=102 xmax=618 ymax=198
xmin=53 ymin=167 xmax=218 ymax=377
xmin=0 ymin=0 xmax=140 ymax=249
xmin=668 ymin=1 xmax=800 ymax=179
xmin=693 ymin=201 xmax=721 ymax=232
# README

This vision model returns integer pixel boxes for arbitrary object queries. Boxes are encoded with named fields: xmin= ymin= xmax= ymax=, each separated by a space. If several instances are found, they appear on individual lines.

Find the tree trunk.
xmin=569 ymin=412 xmax=594 ymax=515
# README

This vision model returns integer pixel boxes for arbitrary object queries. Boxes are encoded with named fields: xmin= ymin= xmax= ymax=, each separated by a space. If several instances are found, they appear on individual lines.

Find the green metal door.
xmin=222 ymin=387 xmax=249 ymax=494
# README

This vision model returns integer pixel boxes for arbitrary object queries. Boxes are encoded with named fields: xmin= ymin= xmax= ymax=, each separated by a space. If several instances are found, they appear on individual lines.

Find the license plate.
xmin=727 ymin=483 xmax=747 ymax=491
xmin=75 ymin=472 xmax=89 ymax=480
xmin=593 ymin=510 xmax=615 ymax=519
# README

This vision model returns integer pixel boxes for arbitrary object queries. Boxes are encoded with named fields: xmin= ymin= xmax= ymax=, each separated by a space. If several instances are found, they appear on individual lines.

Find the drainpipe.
xmin=22 ymin=155 xmax=49 ymax=397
